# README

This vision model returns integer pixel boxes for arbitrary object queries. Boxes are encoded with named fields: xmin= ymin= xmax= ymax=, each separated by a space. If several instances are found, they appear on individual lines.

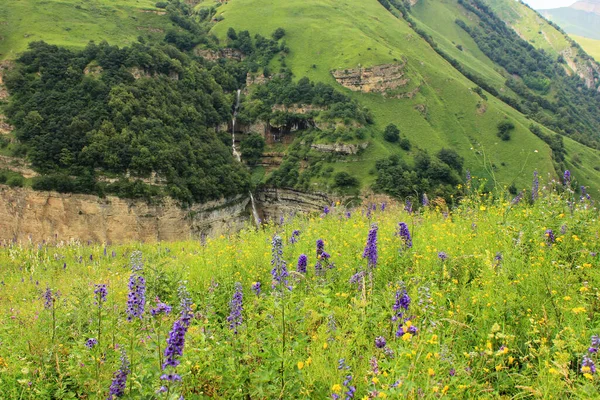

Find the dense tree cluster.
xmin=4 ymin=41 xmax=250 ymax=203
xmin=374 ymin=151 xmax=462 ymax=201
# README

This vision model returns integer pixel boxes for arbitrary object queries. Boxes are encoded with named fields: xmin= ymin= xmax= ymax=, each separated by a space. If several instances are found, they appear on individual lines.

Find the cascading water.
xmin=231 ymin=89 xmax=260 ymax=228
xmin=232 ymin=89 xmax=242 ymax=162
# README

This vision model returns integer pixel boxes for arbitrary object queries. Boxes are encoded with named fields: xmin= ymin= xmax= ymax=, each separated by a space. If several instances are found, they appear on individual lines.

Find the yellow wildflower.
xmin=297 ymin=361 xmax=304 ymax=370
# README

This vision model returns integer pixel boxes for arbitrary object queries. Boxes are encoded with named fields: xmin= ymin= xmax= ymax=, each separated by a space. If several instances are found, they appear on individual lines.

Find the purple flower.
xmin=392 ymin=289 xmax=410 ymax=321
xmin=94 ymin=284 xmax=108 ymax=305
xmin=316 ymin=239 xmax=325 ymax=257
xmin=107 ymin=350 xmax=130 ymax=399
xmin=592 ymin=335 xmax=600 ymax=347
xmin=338 ymin=358 xmax=350 ymax=370
xmin=324 ymin=206 xmax=330 ymax=215
xmin=362 ymin=224 xmax=378 ymax=269
xmin=494 ymin=252 xmax=503 ymax=265
xmin=150 ymin=299 xmax=172 ymax=317
xmin=126 ymin=274 xmax=146 ymax=321
xmin=404 ymin=200 xmax=413 ymax=214
xmin=398 ymin=222 xmax=412 ymax=249
xmin=43 ymin=287 xmax=56 ymax=309
xmin=85 ymin=338 xmax=98 ymax=349
xmin=560 ymin=224 xmax=567 ymax=235
xmin=375 ymin=336 xmax=386 ymax=349
xmin=251 ymin=282 xmax=261 ymax=296
xmin=370 ymin=357 xmax=380 ymax=375
xmin=345 ymin=211 xmax=352 ymax=219
xmin=422 ymin=193 xmax=429 ymax=207
xmin=297 ymin=254 xmax=308 ymax=274
xmin=381 ymin=203 xmax=386 ymax=212
xmin=466 ymin=170 xmax=471 ymax=186
xmin=545 ymin=229 xmax=555 ymax=246
xmin=511 ymin=191 xmax=524 ymax=205
xmin=349 ymin=271 xmax=365 ymax=290
xmin=564 ymin=170 xmax=571 ymax=185
xmin=227 ymin=283 xmax=244 ymax=334
xmin=449 ymin=368 xmax=456 ymax=377
xmin=290 ymin=230 xmax=301 ymax=244
xmin=163 ymin=314 xmax=191 ymax=369
xmin=438 ymin=251 xmax=448 ymax=261
xmin=343 ymin=375 xmax=356 ymax=399
xmin=271 ymin=235 xmax=289 ymax=289
xmin=532 ymin=171 xmax=539 ymax=202
xmin=160 ymin=373 xmax=182 ymax=382
xmin=589 ymin=347 xmax=598 ymax=353
xmin=582 ymin=355 xmax=596 ymax=374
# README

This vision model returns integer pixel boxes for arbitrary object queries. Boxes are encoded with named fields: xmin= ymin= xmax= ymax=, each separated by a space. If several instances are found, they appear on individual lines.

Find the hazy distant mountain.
xmin=539 ymin=0 xmax=600 ymax=39
xmin=570 ymin=0 xmax=600 ymax=15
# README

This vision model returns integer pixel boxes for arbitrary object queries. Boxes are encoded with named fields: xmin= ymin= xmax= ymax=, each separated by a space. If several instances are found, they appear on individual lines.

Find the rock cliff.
xmin=0 ymin=186 xmax=330 ymax=243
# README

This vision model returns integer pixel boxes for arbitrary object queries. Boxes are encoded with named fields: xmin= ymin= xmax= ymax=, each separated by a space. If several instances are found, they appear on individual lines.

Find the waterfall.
xmin=231 ymin=89 xmax=260 ymax=228
xmin=232 ymin=89 xmax=242 ymax=162
xmin=249 ymin=192 xmax=261 ymax=228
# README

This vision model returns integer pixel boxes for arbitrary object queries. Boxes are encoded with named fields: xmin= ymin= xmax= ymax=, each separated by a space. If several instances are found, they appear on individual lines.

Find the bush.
xmin=399 ymin=138 xmax=411 ymax=151
xmin=155 ymin=1 xmax=168 ymax=8
xmin=334 ymin=172 xmax=359 ymax=188
xmin=272 ymin=28 xmax=286 ymax=41
xmin=383 ymin=124 xmax=400 ymax=143
xmin=7 ymin=175 xmax=24 ymax=187
xmin=497 ymin=120 xmax=515 ymax=141
xmin=437 ymin=148 xmax=464 ymax=172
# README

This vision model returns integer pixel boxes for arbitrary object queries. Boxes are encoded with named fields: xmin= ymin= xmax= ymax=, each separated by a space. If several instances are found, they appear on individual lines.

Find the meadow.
xmin=1 ymin=172 xmax=600 ymax=399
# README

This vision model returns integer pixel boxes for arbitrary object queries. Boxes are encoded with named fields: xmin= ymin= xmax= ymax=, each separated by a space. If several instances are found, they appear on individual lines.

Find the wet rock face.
xmin=331 ymin=62 xmax=409 ymax=94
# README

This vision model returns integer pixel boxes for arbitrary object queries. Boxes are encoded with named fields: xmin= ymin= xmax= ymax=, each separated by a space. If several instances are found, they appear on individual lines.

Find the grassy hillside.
xmin=572 ymin=34 xmax=600 ymax=61
xmin=0 ymin=0 xmax=170 ymax=60
xmin=2 ymin=182 xmax=600 ymax=398
xmin=212 ymin=0 xmax=600 ymax=195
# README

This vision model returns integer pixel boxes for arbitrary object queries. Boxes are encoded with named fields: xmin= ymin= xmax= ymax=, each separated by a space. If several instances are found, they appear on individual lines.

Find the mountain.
xmin=539 ymin=1 xmax=600 ymax=40
xmin=1 ymin=0 xmax=600 ymax=206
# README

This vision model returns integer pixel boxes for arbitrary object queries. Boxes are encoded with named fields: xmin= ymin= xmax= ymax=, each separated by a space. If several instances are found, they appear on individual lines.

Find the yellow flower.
xmin=297 ymin=361 xmax=304 ymax=370
xmin=428 ymin=368 xmax=435 ymax=376
xmin=480 ymin=205 xmax=487 ymax=211
xmin=332 ymin=384 xmax=342 ymax=393
xmin=372 ymin=377 xmax=379 ymax=384
xmin=306 ymin=357 xmax=312 ymax=366
xmin=377 ymin=393 xmax=387 ymax=398
xmin=402 ymin=333 xmax=413 ymax=342
xmin=584 ymin=373 xmax=594 ymax=380
xmin=495 ymin=364 xmax=504 ymax=372
xmin=323 ymin=342 xmax=328 ymax=350
xmin=572 ymin=307 xmax=586 ymax=314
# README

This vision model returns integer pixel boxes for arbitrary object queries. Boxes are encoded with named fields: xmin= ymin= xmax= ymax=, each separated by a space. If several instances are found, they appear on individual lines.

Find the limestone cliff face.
xmin=256 ymin=188 xmax=330 ymax=221
xmin=0 ymin=186 xmax=331 ymax=243
xmin=0 ymin=186 xmax=252 ymax=243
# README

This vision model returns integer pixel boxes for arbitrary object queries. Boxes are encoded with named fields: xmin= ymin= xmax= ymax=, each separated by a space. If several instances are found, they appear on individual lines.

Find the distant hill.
xmin=539 ymin=1 xmax=600 ymax=40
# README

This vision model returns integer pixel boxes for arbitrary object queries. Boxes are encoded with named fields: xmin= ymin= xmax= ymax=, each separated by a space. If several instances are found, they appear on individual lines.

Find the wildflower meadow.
xmin=1 ymin=172 xmax=600 ymax=398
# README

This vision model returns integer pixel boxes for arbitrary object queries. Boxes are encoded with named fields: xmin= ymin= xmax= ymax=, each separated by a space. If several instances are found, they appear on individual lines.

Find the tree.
xmin=227 ymin=27 xmax=238 ymax=41
xmin=383 ymin=123 xmax=400 ymax=143
xmin=334 ymin=172 xmax=359 ymax=188
xmin=240 ymin=133 xmax=266 ymax=166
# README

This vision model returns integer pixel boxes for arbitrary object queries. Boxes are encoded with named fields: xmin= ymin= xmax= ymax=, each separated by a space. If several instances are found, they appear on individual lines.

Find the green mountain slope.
xmin=212 ymin=0 xmax=600 ymax=195
xmin=0 ymin=0 xmax=171 ymax=60
xmin=572 ymin=34 xmax=600 ymax=62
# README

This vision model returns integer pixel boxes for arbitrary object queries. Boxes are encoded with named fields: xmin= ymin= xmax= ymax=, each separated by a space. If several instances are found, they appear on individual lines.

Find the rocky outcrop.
xmin=0 ymin=115 xmax=13 ymax=134
xmin=310 ymin=142 xmax=369 ymax=155
xmin=272 ymin=104 xmax=327 ymax=114
xmin=0 ymin=156 xmax=37 ymax=178
xmin=332 ymin=62 xmax=409 ymax=94
xmin=255 ymin=188 xmax=330 ymax=222
xmin=0 ymin=187 xmax=253 ymax=243
xmin=194 ymin=48 xmax=245 ymax=62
